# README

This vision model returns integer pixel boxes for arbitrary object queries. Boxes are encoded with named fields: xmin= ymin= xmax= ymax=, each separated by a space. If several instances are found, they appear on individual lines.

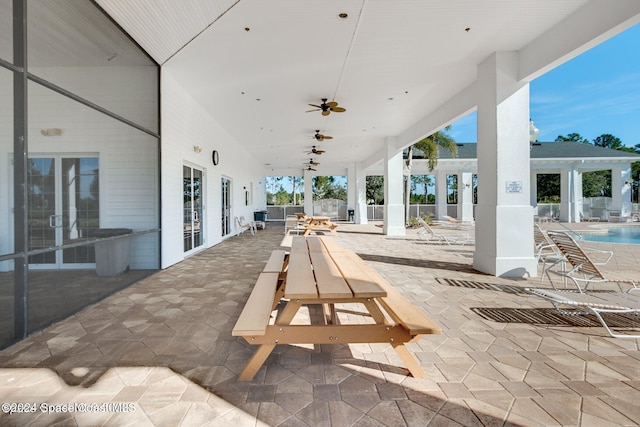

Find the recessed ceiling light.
xmin=388 ymin=97 xmax=394 ymax=101
xmin=465 ymin=27 xmax=471 ymax=32
xmin=338 ymin=13 xmax=348 ymax=19
xmin=245 ymin=27 xmax=250 ymax=32
xmin=256 ymin=98 xmax=261 ymax=101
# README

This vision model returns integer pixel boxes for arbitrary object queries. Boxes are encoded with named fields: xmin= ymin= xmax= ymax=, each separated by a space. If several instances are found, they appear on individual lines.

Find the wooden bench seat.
xmin=231 ymin=272 xmax=279 ymax=337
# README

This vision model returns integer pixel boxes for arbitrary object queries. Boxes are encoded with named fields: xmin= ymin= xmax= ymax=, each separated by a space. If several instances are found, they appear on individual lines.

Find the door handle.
xmin=49 ymin=215 xmax=62 ymax=228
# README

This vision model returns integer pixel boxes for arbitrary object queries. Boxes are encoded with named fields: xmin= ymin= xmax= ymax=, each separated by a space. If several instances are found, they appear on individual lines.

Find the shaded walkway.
xmin=2 ymin=221 xmax=640 ymax=425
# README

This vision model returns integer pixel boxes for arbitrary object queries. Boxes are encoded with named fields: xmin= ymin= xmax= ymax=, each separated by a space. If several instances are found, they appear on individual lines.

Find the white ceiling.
xmin=95 ymin=0 xmax=640 ymax=175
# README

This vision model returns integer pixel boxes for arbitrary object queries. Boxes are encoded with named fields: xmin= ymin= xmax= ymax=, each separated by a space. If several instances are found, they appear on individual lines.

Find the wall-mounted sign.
xmin=505 ymin=181 xmax=522 ymax=193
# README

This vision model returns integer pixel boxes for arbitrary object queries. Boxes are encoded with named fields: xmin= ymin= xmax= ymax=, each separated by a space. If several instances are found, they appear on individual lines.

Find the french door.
xmin=28 ymin=156 xmax=99 ymax=268
xmin=183 ymin=165 xmax=204 ymax=253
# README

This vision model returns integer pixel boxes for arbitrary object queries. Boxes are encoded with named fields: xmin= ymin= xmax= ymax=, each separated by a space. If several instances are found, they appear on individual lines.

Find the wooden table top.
xmin=285 ymin=236 xmax=386 ymax=300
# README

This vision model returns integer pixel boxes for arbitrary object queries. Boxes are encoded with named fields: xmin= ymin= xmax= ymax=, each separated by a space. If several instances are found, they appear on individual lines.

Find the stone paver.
xmin=1 ymin=220 xmax=640 ymax=426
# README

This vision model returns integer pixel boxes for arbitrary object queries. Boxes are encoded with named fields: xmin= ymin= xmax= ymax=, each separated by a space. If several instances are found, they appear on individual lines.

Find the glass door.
xmin=183 ymin=165 xmax=204 ymax=252
xmin=221 ymin=177 xmax=231 ymax=237
xmin=28 ymin=156 xmax=99 ymax=268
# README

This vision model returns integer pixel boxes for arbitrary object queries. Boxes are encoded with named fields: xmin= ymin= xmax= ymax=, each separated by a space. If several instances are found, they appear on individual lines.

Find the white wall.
xmin=161 ymin=70 xmax=266 ymax=269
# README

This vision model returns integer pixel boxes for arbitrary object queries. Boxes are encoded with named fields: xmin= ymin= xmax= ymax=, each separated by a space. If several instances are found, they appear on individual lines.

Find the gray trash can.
xmin=94 ymin=228 xmax=132 ymax=276
xmin=348 ymin=209 xmax=355 ymax=222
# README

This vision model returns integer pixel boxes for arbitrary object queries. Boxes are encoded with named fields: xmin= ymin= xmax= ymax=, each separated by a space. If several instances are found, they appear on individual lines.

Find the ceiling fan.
xmin=306 ymin=98 xmax=346 ymax=116
xmin=313 ymin=130 xmax=333 ymax=141
xmin=305 ymin=146 xmax=326 ymax=155
xmin=305 ymin=165 xmax=317 ymax=172
xmin=305 ymin=159 xmax=320 ymax=166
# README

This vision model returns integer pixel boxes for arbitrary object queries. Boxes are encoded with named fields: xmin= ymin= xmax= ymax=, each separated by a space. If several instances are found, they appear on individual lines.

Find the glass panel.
xmin=183 ymin=166 xmax=193 ymax=252
xmin=27 ymin=0 xmax=158 ymax=132
xmin=0 ymin=266 xmax=14 ymax=348
xmin=26 ymin=81 xmax=159 ymax=333
xmin=62 ymin=157 xmax=99 ymax=263
xmin=27 ymin=158 xmax=56 ymax=264
xmin=193 ymin=169 xmax=203 ymax=248
xmin=1 ymin=66 xmax=13 ymax=258
xmin=0 ymin=0 xmax=11 ymax=63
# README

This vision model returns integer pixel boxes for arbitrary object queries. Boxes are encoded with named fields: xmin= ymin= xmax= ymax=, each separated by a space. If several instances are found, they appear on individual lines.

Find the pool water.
xmin=580 ymin=227 xmax=640 ymax=244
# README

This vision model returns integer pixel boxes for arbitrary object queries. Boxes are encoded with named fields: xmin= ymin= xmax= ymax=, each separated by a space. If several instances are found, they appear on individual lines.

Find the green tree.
xmin=404 ymin=127 xmax=457 ymax=222
xmin=366 ymin=176 xmax=384 ymax=205
xmin=593 ymin=133 xmax=623 ymax=150
xmin=312 ymin=176 xmax=347 ymax=201
xmin=555 ymin=133 xmax=589 ymax=144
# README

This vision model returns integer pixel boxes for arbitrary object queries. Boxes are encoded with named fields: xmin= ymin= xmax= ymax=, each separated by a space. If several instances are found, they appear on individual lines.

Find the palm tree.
xmin=404 ymin=126 xmax=458 ymax=223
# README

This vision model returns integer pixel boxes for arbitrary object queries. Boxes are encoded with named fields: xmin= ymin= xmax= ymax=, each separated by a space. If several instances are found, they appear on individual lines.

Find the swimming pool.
xmin=580 ymin=227 xmax=640 ymax=244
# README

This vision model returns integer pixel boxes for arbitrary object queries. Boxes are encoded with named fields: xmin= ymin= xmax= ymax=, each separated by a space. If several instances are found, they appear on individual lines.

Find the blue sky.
xmin=449 ymin=23 xmax=640 ymax=148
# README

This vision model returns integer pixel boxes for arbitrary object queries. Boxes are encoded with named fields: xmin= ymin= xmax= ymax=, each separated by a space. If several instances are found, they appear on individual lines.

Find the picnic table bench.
xmin=232 ymin=236 xmax=441 ymax=380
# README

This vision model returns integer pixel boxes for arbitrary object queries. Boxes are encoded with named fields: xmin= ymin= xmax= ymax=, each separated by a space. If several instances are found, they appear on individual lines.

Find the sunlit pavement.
xmin=1 ymin=221 xmax=640 ymax=426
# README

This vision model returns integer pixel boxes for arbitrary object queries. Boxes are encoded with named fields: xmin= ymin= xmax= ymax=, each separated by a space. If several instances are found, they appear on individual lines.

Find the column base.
xmin=383 ymin=204 xmax=406 ymax=236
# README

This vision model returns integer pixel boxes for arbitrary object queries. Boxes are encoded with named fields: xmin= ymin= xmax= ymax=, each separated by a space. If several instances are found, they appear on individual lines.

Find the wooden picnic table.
xmin=232 ymin=236 xmax=441 ymax=380
xmin=302 ymin=216 xmax=338 ymax=235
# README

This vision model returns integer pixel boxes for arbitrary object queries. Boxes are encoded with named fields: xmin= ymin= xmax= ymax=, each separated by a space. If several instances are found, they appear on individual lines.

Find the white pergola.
xmin=93 ymin=1 xmax=640 ymax=277
xmin=359 ymin=141 xmax=639 ymax=224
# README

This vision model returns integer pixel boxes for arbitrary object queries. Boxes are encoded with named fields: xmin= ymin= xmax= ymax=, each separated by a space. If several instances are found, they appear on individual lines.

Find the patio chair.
xmin=579 ymin=212 xmax=600 ymax=222
xmin=525 ymin=287 xmax=640 ymax=339
xmin=544 ymin=231 xmax=637 ymax=293
xmin=418 ymin=217 xmax=456 ymax=245
xmin=235 ymin=216 xmax=256 ymax=236
xmin=533 ymin=224 xmax=565 ymax=280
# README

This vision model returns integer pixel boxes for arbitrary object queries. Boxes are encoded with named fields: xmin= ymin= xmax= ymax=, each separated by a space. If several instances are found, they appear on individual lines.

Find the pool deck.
xmin=1 ymin=221 xmax=640 ymax=426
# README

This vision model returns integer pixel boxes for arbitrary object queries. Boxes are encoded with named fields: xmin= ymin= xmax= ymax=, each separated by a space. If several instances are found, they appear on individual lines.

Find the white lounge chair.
xmin=533 ymin=224 xmax=565 ymax=280
xmin=416 ymin=218 xmax=473 ymax=245
xmin=579 ymin=212 xmax=600 ymax=222
xmin=235 ymin=216 xmax=256 ymax=236
xmin=544 ymin=231 xmax=636 ymax=293
xmin=526 ymin=287 xmax=640 ymax=339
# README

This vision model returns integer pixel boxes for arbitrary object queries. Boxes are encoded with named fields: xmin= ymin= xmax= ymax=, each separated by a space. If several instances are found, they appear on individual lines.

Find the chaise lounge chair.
xmin=525 ymin=287 xmax=640 ymax=339
xmin=417 ymin=218 xmax=472 ymax=245
xmin=545 ymin=231 xmax=636 ymax=293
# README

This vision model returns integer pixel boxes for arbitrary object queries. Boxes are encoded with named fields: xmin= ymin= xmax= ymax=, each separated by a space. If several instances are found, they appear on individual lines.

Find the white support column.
xmin=303 ymin=169 xmax=313 ymax=216
xmin=473 ymin=52 xmax=536 ymax=278
xmin=435 ymin=170 xmax=448 ymax=220
xmin=612 ymin=165 xmax=632 ymax=217
xmin=458 ymin=170 xmax=474 ymax=222
xmin=383 ymin=137 xmax=405 ymax=236
xmin=560 ymin=166 xmax=580 ymax=222
xmin=347 ymin=163 xmax=356 ymax=217
xmin=355 ymin=162 xmax=368 ymax=224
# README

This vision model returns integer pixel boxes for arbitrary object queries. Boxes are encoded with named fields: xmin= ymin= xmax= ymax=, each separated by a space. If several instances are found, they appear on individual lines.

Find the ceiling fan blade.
xmin=306 ymin=108 xmax=321 ymax=113
xmin=316 ymin=150 xmax=325 ymax=155
xmin=308 ymin=104 xmax=322 ymax=109
xmin=326 ymin=102 xmax=338 ymax=108
xmin=331 ymin=107 xmax=346 ymax=113
xmin=321 ymin=110 xmax=330 ymax=116
xmin=323 ymin=135 xmax=333 ymax=140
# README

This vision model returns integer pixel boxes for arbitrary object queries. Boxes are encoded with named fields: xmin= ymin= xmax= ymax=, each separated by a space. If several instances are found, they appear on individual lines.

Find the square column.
xmin=303 ymin=169 xmax=313 ymax=216
xmin=353 ymin=163 xmax=368 ymax=224
xmin=383 ymin=137 xmax=405 ymax=236
xmin=435 ymin=170 xmax=448 ymax=220
xmin=611 ymin=165 xmax=632 ymax=217
xmin=473 ymin=52 xmax=536 ymax=278
xmin=559 ymin=166 xmax=580 ymax=222
xmin=458 ymin=171 xmax=474 ymax=222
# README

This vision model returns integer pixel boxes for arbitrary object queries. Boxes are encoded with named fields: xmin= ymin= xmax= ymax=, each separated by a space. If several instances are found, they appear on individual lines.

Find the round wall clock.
xmin=212 ymin=150 xmax=219 ymax=165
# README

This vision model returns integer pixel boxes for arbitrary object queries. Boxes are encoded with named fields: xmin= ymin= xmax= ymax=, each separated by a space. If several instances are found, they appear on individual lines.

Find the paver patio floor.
xmin=1 ymin=221 xmax=640 ymax=426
